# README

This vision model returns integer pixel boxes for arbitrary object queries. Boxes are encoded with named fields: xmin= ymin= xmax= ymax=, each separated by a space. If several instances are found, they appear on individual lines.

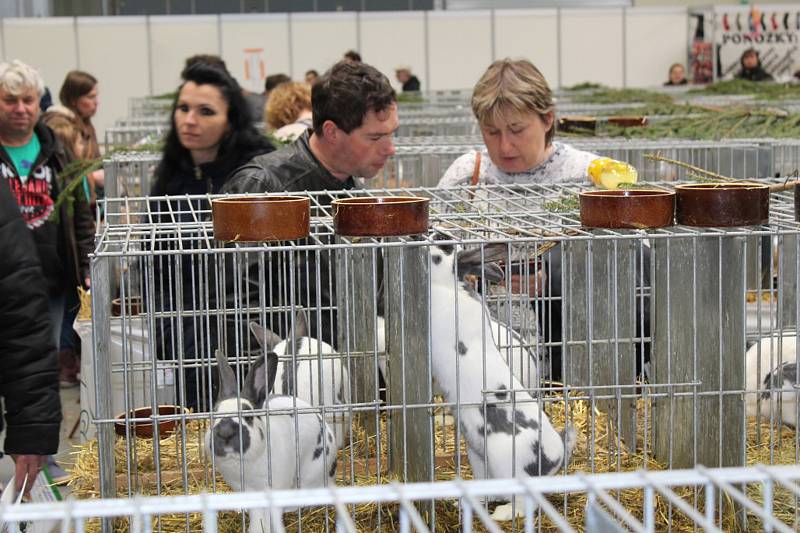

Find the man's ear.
xmin=321 ymin=119 xmax=339 ymax=142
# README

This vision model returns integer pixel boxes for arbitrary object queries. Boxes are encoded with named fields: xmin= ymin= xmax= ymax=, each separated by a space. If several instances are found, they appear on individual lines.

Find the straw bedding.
xmin=68 ymin=397 xmax=798 ymax=532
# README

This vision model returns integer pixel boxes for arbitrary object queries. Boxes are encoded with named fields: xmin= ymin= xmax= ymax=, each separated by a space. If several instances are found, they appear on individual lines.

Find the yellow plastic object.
xmin=588 ymin=157 xmax=639 ymax=190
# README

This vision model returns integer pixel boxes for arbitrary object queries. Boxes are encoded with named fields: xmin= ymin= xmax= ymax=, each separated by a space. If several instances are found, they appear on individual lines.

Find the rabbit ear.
xmin=266 ymin=352 xmax=279 ymax=394
xmin=249 ymin=321 xmax=283 ymax=352
xmin=294 ymin=309 xmax=309 ymax=339
xmin=456 ymin=244 xmax=508 ymax=280
xmin=215 ymin=349 xmax=238 ymax=400
xmin=243 ymin=355 xmax=274 ymax=408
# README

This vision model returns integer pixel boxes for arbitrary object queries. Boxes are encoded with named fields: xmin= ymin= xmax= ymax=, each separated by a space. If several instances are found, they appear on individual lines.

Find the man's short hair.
xmin=265 ymin=73 xmax=291 ymax=93
xmin=343 ymin=50 xmax=362 ymax=63
xmin=0 ymin=60 xmax=44 ymax=97
xmin=312 ymin=60 xmax=396 ymax=135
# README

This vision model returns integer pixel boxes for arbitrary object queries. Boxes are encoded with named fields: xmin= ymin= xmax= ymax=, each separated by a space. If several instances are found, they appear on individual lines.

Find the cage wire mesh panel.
xmin=83 ymin=182 xmax=800 ymax=531
xmin=3 ymin=466 xmax=800 ymax=532
xmin=128 ymin=96 xmax=174 ymax=118
xmin=374 ymin=140 xmax=774 ymax=189
xmin=103 ymin=152 xmax=161 ymax=198
xmin=104 ymin=125 xmax=169 ymax=151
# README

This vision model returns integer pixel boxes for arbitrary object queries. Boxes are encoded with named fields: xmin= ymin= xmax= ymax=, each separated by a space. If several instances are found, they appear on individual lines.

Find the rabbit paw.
xmin=490 ymin=502 xmax=520 ymax=521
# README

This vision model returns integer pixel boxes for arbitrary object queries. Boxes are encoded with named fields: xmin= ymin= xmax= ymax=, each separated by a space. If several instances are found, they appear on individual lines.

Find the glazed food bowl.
xmin=332 ymin=196 xmax=429 ymax=237
xmin=579 ymin=189 xmax=675 ymax=229
xmin=114 ymin=405 xmax=188 ymax=439
xmin=212 ymin=196 xmax=310 ymax=242
xmin=675 ymin=183 xmax=769 ymax=227
xmin=112 ymin=296 xmax=142 ymax=316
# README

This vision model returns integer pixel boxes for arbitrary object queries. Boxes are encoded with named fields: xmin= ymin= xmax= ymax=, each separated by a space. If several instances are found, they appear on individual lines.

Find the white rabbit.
xmin=428 ymin=242 xmax=577 ymax=521
xmin=206 ymin=349 xmax=337 ymax=533
xmin=745 ymin=334 xmax=798 ymax=429
xmin=249 ymin=311 xmax=351 ymax=449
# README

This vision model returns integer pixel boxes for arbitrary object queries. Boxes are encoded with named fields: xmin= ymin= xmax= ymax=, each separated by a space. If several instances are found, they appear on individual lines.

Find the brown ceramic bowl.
xmin=579 ymin=189 xmax=675 ymax=229
xmin=114 ymin=405 xmax=188 ymax=439
xmin=112 ymin=296 xmax=142 ymax=316
xmin=332 ymin=196 xmax=429 ymax=237
xmin=212 ymin=196 xmax=310 ymax=242
xmin=675 ymin=183 xmax=769 ymax=227
xmin=607 ymin=116 xmax=649 ymax=127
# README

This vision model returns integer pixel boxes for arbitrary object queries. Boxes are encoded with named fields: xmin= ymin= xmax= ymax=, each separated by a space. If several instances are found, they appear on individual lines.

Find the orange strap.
xmin=471 ymin=151 xmax=482 ymax=186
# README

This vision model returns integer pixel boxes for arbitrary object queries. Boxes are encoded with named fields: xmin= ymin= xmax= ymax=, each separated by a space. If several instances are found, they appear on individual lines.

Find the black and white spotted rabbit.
xmin=429 ymin=242 xmax=577 ymax=520
xmin=205 ymin=349 xmax=337 ymax=532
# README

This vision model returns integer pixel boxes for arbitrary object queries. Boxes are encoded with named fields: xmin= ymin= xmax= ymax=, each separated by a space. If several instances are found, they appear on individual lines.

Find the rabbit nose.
xmin=213 ymin=419 xmax=250 ymax=455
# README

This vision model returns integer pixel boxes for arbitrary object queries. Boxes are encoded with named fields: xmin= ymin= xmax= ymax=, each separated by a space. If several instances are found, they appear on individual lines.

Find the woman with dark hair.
xmin=153 ymin=62 xmax=274 ymax=195
xmin=151 ymin=62 xmax=274 ymax=411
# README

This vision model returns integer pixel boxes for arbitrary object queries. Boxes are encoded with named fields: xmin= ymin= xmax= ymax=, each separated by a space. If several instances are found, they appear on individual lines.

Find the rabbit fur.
xmin=249 ymin=311 xmax=351 ymax=449
xmin=428 ymin=242 xmax=577 ymax=521
xmin=206 ymin=349 xmax=336 ymax=533
xmin=745 ymin=334 xmax=798 ymax=429
xmin=375 ymin=260 xmax=540 ymax=392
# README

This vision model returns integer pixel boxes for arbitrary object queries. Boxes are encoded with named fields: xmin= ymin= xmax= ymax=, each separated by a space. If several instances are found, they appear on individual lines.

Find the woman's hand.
xmin=505 ymin=270 xmax=546 ymax=298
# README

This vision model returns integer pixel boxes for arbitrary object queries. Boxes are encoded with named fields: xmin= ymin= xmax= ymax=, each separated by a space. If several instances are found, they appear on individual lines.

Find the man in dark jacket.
xmin=395 ymin=65 xmax=421 ymax=93
xmin=0 ymin=167 xmax=61 ymax=495
xmin=223 ymin=60 xmax=398 ymax=345
xmin=736 ymin=48 xmax=774 ymax=82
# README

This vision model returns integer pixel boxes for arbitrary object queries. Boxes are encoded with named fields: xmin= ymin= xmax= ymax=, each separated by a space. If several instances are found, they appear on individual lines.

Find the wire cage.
xmin=128 ymin=96 xmax=174 ymax=118
xmin=395 ymin=116 xmax=481 ymax=137
xmin=375 ymin=139 xmax=773 ymax=189
xmin=4 ymin=465 xmax=799 ymax=532
xmin=104 ymin=125 xmax=169 ymax=151
xmin=115 ymin=116 xmax=170 ymax=128
xmin=103 ymin=151 xmax=161 ymax=198
xmin=82 ymin=182 xmax=800 ymax=531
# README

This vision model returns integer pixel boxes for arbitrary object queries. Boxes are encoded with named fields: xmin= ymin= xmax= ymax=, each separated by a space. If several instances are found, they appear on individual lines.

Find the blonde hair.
xmin=471 ymin=58 xmax=555 ymax=146
xmin=0 ymin=60 xmax=45 ymax=97
xmin=265 ymin=82 xmax=311 ymax=130
xmin=42 ymin=110 xmax=82 ymax=160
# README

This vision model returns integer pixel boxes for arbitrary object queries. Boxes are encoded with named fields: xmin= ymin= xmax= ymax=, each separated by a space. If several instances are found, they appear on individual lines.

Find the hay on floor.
xmin=68 ymin=397 xmax=799 ymax=532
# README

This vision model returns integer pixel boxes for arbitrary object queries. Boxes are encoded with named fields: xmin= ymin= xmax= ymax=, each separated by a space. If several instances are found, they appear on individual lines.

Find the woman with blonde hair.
xmin=438 ymin=58 xmax=599 ymax=187
xmin=265 ymin=81 xmax=312 ymax=142
xmin=437 ymin=58 xmax=648 ymax=388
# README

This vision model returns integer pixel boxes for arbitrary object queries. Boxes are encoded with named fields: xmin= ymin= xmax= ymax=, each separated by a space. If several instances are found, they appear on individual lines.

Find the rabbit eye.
xmin=432 ymin=255 xmax=442 ymax=265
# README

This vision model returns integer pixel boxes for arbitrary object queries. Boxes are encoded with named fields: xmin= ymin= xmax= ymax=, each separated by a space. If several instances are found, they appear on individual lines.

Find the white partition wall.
xmin=2 ymin=17 xmax=77 ymax=100
xmin=625 ymin=7 xmax=687 ymax=87
xmin=290 ymin=12 xmax=358 ymax=80
xmin=77 ymin=17 xmax=150 ymax=147
xmin=493 ymin=8 xmax=560 ymax=87
xmin=220 ymin=14 xmax=291 ymax=92
xmin=360 ymin=12 xmax=426 ymax=93
xmin=427 ymin=10 xmax=492 ymax=90
xmin=149 ymin=15 xmax=219 ymax=95
xmin=0 ymin=6 xmax=696 ymax=137
xmin=560 ymin=8 xmax=625 ymax=87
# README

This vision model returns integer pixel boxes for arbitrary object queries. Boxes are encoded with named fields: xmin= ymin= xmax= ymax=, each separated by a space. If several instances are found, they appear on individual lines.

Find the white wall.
xmin=0 ymin=6 xmax=692 ymax=138
xmin=625 ymin=7 xmax=687 ymax=87
xmin=76 ymin=17 xmax=150 ymax=149
xmin=290 ymin=12 xmax=358 ymax=80
xmin=360 ymin=11 xmax=426 ymax=93
xmin=493 ymin=9 xmax=560 ymax=87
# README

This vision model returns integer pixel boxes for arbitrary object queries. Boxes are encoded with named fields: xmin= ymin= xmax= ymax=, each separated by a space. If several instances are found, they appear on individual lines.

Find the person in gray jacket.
xmin=222 ymin=59 xmax=398 ymax=345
